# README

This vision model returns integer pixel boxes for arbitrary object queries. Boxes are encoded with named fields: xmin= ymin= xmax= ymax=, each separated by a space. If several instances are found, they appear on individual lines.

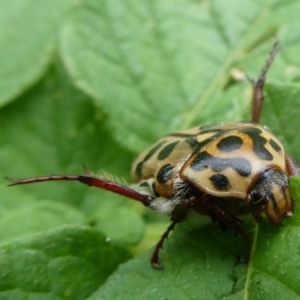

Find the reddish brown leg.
xmin=6 ymin=168 xmax=153 ymax=207
xmin=151 ymin=193 xmax=251 ymax=269
xmin=286 ymin=155 xmax=300 ymax=176
xmin=201 ymin=195 xmax=250 ymax=262
xmin=251 ymin=40 xmax=281 ymax=123
xmin=151 ymin=221 xmax=177 ymax=270
xmin=151 ymin=200 xmax=194 ymax=269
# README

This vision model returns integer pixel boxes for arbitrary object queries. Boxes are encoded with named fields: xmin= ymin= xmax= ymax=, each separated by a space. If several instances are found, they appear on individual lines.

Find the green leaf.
xmin=242 ymin=177 xmax=300 ymax=299
xmin=61 ymin=0 xmax=300 ymax=152
xmin=0 ymin=62 xmax=144 ymax=245
xmin=0 ymin=0 xmax=72 ymax=106
xmin=2 ymin=0 xmax=300 ymax=299
xmin=0 ymin=200 xmax=86 ymax=245
xmin=88 ymin=221 xmax=250 ymax=300
xmin=262 ymin=82 xmax=300 ymax=159
xmin=0 ymin=226 xmax=131 ymax=299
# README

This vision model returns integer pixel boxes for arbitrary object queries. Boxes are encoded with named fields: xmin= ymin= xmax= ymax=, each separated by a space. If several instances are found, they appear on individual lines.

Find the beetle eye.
xmin=250 ymin=190 xmax=264 ymax=206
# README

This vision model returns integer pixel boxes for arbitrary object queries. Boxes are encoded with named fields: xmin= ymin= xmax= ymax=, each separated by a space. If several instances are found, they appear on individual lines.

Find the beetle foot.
xmin=151 ymin=221 xmax=178 ymax=269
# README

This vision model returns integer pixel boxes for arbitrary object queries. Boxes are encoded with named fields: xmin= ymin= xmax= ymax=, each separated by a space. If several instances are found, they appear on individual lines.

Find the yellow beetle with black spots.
xmin=7 ymin=41 xmax=299 ymax=269
xmin=132 ymin=121 xmax=293 ymax=226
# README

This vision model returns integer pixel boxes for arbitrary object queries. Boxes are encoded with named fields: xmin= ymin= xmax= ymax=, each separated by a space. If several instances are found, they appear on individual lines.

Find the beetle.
xmin=7 ymin=41 xmax=300 ymax=269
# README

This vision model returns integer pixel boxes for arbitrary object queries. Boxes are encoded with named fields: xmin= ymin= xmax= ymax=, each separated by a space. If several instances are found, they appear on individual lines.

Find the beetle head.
xmin=248 ymin=168 xmax=293 ymax=224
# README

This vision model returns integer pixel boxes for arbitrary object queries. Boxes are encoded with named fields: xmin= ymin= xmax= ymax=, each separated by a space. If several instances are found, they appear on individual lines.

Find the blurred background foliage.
xmin=1 ymin=0 xmax=300 ymax=299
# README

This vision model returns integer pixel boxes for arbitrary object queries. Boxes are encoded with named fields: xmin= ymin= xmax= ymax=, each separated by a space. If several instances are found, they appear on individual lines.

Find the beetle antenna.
xmin=5 ymin=173 xmax=153 ymax=207
xmin=251 ymin=39 xmax=281 ymax=123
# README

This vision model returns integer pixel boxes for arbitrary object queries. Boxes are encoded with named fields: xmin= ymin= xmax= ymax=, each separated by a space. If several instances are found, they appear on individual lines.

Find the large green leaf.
xmin=0 ymin=62 xmax=145 ymax=245
xmin=61 ymin=0 xmax=300 ymax=152
xmin=89 ymin=221 xmax=251 ymax=300
xmin=1 ymin=0 xmax=300 ymax=299
xmin=0 ymin=226 xmax=131 ymax=299
xmin=262 ymin=82 xmax=300 ymax=158
xmin=0 ymin=199 xmax=86 ymax=245
xmin=0 ymin=0 xmax=72 ymax=106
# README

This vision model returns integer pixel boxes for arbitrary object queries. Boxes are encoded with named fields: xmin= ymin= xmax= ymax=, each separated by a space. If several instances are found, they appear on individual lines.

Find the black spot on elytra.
xmin=210 ymin=174 xmax=229 ymax=190
xmin=157 ymin=141 xmax=180 ymax=160
xmin=197 ymin=128 xmax=223 ymax=135
xmin=134 ymin=141 xmax=166 ymax=178
xmin=156 ymin=164 xmax=173 ymax=184
xmin=168 ymin=127 xmax=222 ymax=138
xmin=269 ymin=139 xmax=281 ymax=152
xmin=135 ymin=161 xmax=144 ymax=178
xmin=240 ymin=128 xmax=273 ymax=160
xmin=145 ymin=141 xmax=166 ymax=161
xmin=217 ymin=136 xmax=243 ymax=152
xmin=185 ymin=136 xmax=199 ymax=148
xmin=190 ymin=151 xmax=251 ymax=177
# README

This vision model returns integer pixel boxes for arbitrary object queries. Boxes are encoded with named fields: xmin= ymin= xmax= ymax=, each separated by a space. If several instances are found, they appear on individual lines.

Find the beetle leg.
xmin=201 ymin=195 xmax=250 ymax=262
xmin=251 ymin=40 xmax=280 ymax=123
xmin=252 ymin=211 xmax=263 ymax=223
xmin=6 ymin=171 xmax=154 ymax=207
xmin=153 ymin=194 xmax=251 ymax=267
xmin=199 ymin=195 xmax=240 ymax=231
xmin=151 ymin=221 xmax=178 ymax=270
xmin=285 ymin=155 xmax=300 ymax=176
xmin=151 ymin=199 xmax=195 ymax=269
